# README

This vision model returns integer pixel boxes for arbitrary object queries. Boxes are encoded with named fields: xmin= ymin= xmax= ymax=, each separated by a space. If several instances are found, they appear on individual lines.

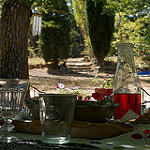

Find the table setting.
xmin=1 ymin=113 xmax=150 ymax=149
xmin=0 ymin=43 xmax=149 ymax=149
xmin=0 ymin=89 xmax=150 ymax=150
xmin=0 ymin=84 xmax=149 ymax=150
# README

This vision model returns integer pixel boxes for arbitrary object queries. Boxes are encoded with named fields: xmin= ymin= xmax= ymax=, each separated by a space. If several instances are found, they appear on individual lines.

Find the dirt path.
xmin=29 ymin=68 xmax=149 ymax=100
xmin=29 ymin=57 xmax=150 ymax=100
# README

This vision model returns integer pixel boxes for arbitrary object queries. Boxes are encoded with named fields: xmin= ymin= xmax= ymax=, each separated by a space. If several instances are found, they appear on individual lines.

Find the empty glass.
xmin=0 ymin=78 xmax=29 ymax=142
xmin=39 ymin=94 xmax=76 ymax=144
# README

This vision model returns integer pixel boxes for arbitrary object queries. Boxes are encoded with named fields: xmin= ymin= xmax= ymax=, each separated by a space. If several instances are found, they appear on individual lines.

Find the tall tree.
xmin=73 ymin=0 xmax=93 ymax=57
xmin=0 ymin=0 xmax=34 ymax=79
xmin=110 ymin=0 xmax=150 ymax=57
xmin=40 ymin=0 xmax=71 ymax=69
xmin=69 ymin=0 xmax=84 ymax=58
xmin=86 ymin=0 xmax=115 ymax=64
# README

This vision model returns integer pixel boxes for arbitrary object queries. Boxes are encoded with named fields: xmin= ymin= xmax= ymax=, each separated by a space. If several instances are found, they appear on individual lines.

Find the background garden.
xmin=0 ymin=0 xmax=149 ymax=99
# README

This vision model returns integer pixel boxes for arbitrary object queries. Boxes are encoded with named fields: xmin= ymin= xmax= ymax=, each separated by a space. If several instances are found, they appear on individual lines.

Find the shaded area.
xmin=0 ymin=140 xmax=99 ymax=150
xmin=98 ymin=60 xmax=117 ymax=74
xmin=47 ymin=60 xmax=117 ymax=77
xmin=140 ymin=78 xmax=150 ymax=84
xmin=47 ymin=70 xmax=96 ymax=78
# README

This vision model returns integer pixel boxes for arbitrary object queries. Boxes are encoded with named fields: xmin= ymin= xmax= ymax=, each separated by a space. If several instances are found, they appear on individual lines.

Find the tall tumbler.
xmin=39 ymin=94 xmax=76 ymax=144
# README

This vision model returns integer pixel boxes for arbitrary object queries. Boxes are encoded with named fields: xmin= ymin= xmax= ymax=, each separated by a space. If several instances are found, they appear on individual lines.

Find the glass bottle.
xmin=113 ymin=43 xmax=141 ymax=119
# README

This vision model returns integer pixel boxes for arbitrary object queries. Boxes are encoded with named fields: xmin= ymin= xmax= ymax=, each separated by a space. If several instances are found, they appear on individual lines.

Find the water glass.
xmin=39 ymin=94 xmax=76 ymax=144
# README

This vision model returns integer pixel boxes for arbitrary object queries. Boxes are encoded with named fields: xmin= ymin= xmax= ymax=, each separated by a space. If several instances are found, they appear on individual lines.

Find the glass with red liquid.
xmin=114 ymin=93 xmax=141 ymax=119
xmin=113 ymin=43 xmax=141 ymax=120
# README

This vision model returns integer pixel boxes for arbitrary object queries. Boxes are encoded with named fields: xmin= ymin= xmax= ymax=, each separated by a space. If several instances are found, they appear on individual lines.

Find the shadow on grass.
xmin=98 ymin=60 xmax=117 ymax=74
xmin=46 ymin=60 xmax=117 ymax=78
xmin=140 ymin=78 xmax=150 ymax=84
xmin=47 ymin=69 xmax=96 ymax=78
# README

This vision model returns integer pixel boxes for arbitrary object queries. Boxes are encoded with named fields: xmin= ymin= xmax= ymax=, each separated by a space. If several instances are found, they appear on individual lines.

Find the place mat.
xmin=12 ymin=120 xmax=134 ymax=140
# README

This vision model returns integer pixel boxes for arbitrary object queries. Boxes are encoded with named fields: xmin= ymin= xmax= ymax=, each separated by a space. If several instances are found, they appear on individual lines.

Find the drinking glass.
xmin=0 ymin=78 xmax=29 ymax=142
xmin=39 ymin=94 xmax=76 ymax=144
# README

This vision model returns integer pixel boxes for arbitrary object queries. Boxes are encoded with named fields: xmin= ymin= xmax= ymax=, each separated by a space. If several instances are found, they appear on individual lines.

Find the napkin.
xmin=15 ymin=110 xmax=31 ymax=121
xmin=106 ymin=110 xmax=140 ymax=123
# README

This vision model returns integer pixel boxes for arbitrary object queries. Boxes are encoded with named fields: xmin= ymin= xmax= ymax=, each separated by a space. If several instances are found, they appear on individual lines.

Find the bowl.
xmin=25 ymin=98 xmax=119 ymax=123
xmin=74 ymin=101 xmax=119 ymax=123
xmin=25 ymin=98 xmax=40 ymax=121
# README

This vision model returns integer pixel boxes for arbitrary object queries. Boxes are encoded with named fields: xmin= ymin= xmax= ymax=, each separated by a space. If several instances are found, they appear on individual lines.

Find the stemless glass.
xmin=0 ymin=78 xmax=29 ymax=142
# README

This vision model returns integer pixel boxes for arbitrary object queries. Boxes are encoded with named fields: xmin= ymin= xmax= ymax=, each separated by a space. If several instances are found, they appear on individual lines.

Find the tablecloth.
xmin=2 ymin=123 xmax=150 ymax=150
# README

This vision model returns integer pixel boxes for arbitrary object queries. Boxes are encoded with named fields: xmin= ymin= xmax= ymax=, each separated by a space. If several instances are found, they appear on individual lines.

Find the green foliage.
xmin=92 ymin=75 xmax=114 ymax=88
xmin=1 ymin=0 xmax=149 ymax=63
xmin=70 ymin=26 xmax=84 ymax=57
xmin=40 ymin=0 xmax=71 ymax=69
xmin=19 ymin=0 xmax=35 ymax=6
xmin=67 ymin=1 xmax=84 ymax=58
xmin=108 ymin=0 xmax=150 ymax=58
xmin=86 ymin=0 xmax=115 ymax=63
xmin=73 ymin=0 xmax=93 ymax=57
xmin=0 ymin=0 xmax=6 ymax=20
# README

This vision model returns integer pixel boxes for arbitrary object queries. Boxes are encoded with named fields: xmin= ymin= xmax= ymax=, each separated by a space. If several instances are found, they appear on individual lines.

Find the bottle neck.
xmin=117 ymin=43 xmax=136 ymax=72
xmin=113 ymin=43 xmax=141 ymax=94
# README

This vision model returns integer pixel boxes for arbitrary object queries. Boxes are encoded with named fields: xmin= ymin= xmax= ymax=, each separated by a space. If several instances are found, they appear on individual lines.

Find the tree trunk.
xmin=0 ymin=0 xmax=32 ymax=79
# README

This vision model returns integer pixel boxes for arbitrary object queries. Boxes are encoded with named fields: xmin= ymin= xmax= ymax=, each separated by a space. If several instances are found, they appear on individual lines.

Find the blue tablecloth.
xmin=138 ymin=70 xmax=150 ymax=76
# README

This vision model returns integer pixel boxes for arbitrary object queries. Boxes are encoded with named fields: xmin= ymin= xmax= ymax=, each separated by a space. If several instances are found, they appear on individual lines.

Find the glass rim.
xmin=0 ymin=78 xmax=29 ymax=81
xmin=117 ymin=42 xmax=133 ymax=47
xmin=39 ymin=93 xmax=77 ymax=97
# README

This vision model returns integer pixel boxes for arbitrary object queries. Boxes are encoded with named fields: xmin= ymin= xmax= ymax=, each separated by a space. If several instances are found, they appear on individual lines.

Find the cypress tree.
xmin=86 ymin=0 xmax=115 ymax=65
xmin=40 ymin=0 xmax=71 ymax=70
